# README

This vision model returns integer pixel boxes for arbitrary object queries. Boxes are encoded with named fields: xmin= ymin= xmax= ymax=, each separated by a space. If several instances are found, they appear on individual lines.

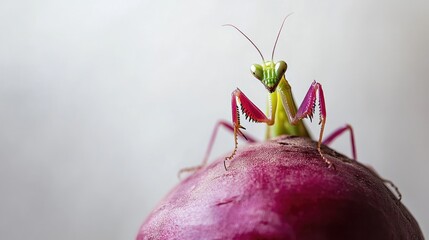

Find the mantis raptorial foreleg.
xmin=225 ymin=88 xmax=277 ymax=165
xmin=277 ymin=80 xmax=333 ymax=167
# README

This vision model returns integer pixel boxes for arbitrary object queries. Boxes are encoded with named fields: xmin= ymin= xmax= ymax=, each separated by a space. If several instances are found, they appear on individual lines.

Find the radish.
xmin=137 ymin=136 xmax=423 ymax=240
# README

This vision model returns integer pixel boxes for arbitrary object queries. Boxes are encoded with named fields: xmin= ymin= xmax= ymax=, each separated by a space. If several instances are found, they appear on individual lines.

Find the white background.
xmin=1 ymin=0 xmax=428 ymax=239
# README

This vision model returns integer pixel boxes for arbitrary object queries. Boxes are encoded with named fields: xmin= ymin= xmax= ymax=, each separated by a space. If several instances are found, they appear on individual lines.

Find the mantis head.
xmin=224 ymin=14 xmax=292 ymax=93
xmin=251 ymin=60 xmax=287 ymax=93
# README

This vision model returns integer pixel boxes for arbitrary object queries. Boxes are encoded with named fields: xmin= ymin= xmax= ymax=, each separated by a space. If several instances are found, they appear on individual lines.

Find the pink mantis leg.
xmin=282 ymin=81 xmax=333 ymax=167
xmin=179 ymin=87 xmax=269 ymax=175
xmin=178 ymin=120 xmax=257 ymax=177
xmin=204 ymin=121 xmax=257 ymax=167
xmin=323 ymin=125 xmax=401 ymax=200
xmin=224 ymin=88 xmax=275 ymax=169
xmin=322 ymin=124 xmax=357 ymax=160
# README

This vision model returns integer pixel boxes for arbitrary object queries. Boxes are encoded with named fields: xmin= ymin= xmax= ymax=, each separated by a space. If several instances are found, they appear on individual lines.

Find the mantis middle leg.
xmin=178 ymin=120 xmax=257 ymax=177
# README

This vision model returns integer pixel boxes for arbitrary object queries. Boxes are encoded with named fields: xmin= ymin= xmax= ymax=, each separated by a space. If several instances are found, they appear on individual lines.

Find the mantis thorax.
xmin=251 ymin=60 xmax=287 ymax=93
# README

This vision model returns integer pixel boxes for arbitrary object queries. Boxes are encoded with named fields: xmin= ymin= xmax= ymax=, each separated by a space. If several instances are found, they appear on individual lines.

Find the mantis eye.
xmin=275 ymin=61 xmax=287 ymax=80
xmin=250 ymin=64 xmax=263 ymax=81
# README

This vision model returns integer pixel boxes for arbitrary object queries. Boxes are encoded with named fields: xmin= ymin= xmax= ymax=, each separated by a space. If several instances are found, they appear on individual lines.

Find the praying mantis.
xmin=180 ymin=15 xmax=358 ymax=174
xmin=179 ymin=15 xmax=402 ymax=201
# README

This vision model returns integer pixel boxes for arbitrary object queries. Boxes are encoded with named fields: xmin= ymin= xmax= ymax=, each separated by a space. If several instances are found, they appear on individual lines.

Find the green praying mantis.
xmin=180 ymin=15 xmax=356 ymax=174
xmin=179 ymin=15 xmax=401 ymax=202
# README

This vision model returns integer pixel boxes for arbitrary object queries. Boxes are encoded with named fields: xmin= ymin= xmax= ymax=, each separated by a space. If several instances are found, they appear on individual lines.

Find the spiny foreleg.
xmin=225 ymin=88 xmax=276 ymax=169
xmin=279 ymin=81 xmax=332 ymax=168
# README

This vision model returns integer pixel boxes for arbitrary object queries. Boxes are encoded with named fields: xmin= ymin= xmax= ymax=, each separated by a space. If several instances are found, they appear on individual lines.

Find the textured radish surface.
xmin=137 ymin=136 xmax=423 ymax=240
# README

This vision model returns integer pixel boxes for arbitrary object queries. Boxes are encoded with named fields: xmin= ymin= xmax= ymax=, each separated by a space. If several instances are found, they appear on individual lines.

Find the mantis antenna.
xmin=223 ymin=24 xmax=265 ymax=63
xmin=271 ymin=13 xmax=294 ymax=62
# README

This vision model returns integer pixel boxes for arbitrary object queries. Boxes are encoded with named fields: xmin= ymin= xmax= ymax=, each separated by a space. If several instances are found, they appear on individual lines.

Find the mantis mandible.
xmin=180 ymin=15 xmax=357 ymax=174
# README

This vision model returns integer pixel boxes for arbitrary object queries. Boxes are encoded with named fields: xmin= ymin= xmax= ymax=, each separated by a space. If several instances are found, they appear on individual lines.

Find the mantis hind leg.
xmin=178 ymin=120 xmax=257 ymax=177
xmin=323 ymin=124 xmax=357 ymax=160
xmin=323 ymin=124 xmax=402 ymax=201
